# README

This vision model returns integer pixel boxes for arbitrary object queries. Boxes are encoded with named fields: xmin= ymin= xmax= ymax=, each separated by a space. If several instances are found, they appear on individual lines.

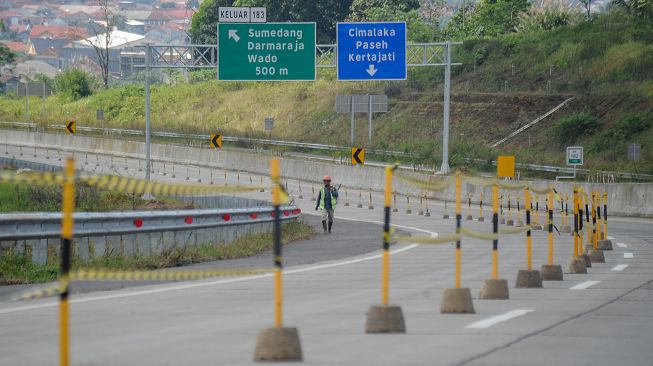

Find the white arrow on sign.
xmin=366 ymin=64 xmax=378 ymax=76
xmin=228 ymin=29 xmax=240 ymax=42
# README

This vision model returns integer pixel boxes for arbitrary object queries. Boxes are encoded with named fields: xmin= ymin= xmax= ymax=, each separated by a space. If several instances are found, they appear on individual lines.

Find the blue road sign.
xmin=336 ymin=22 xmax=407 ymax=81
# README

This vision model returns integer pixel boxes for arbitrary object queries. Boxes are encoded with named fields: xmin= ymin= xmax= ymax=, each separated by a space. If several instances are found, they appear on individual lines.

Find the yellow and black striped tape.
xmin=0 ymin=170 xmax=259 ymax=197
xmin=395 ymin=173 xmax=453 ymax=192
xmin=14 ymin=268 xmax=273 ymax=301
xmin=394 ymin=234 xmax=461 ymax=245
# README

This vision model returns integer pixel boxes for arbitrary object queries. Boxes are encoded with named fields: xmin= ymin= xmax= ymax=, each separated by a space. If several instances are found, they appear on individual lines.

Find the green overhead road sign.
xmin=218 ymin=22 xmax=316 ymax=81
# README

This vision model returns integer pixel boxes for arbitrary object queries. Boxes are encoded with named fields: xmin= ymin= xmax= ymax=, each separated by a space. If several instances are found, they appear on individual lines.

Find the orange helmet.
xmin=323 ymin=175 xmax=331 ymax=181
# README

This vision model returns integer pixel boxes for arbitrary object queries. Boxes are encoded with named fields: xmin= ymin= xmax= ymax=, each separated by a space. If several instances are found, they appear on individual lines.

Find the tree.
xmin=190 ymin=0 xmax=354 ymax=44
xmin=611 ymin=0 xmax=653 ymax=19
xmin=580 ymin=0 xmax=593 ymax=20
xmin=54 ymin=69 xmax=93 ymax=101
xmin=85 ymin=0 xmax=122 ymax=89
xmin=349 ymin=0 xmax=420 ymax=20
xmin=0 ymin=43 xmax=14 ymax=65
xmin=445 ymin=0 xmax=530 ymax=39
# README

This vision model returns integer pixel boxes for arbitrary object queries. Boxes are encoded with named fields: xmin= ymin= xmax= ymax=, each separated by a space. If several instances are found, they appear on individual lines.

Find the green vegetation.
xmin=1 ymin=7 xmax=652 ymax=176
xmin=550 ymin=112 xmax=601 ymax=145
xmin=0 ymin=181 xmax=192 ymax=213
xmin=54 ymin=69 xmax=94 ymax=101
xmin=0 ymin=221 xmax=313 ymax=284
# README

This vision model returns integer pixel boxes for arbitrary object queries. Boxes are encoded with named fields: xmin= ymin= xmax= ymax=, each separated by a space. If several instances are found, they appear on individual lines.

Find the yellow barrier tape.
xmin=460 ymin=227 xmax=498 ymax=241
xmin=460 ymin=175 xmax=496 ymax=188
xmin=496 ymin=180 xmax=528 ymax=190
xmin=498 ymin=225 xmax=532 ymax=235
xmin=14 ymin=268 xmax=272 ymax=301
xmin=70 ymin=268 xmax=273 ymax=282
xmin=269 ymin=176 xmax=290 ymax=204
xmin=394 ymin=173 xmax=452 ymax=192
xmin=394 ymin=234 xmax=460 ymax=244
xmin=0 ymin=170 xmax=259 ymax=197
xmin=528 ymin=184 xmax=553 ymax=195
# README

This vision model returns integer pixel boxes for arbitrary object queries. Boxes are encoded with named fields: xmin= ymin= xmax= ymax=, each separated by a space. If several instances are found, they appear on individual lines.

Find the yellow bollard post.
xmin=542 ymin=189 xmax=563 ymax=280
xmin=598 ymin=192 xmax=613 ymax=250
xmin=443 ymin=190 xmax=450 ymax=219
xmin=465 ymin=194 xmax=473 ymax=220
xmin=392 ymin=191 xmax=398 ymax=212
xmin=368 ymin=189 xmax=374 ymax=210
xmin=567 ymin=188 xmax=587 ymax=274
xmin=424 ymin=194 xmax=431 ymax=217
xmin=297 ymin=180 xmax=303 ymax=199
xmin=357 ymin=188 xmax=363 ymax=208
xmin=405 ymin=196 xmax=412 ymax=214
xmin=479 ymin=184 xmax=509 ymax=299
xmin=589 ymin=191 xmax=605 ymax=263
xmin=516 ymin=196 xmax=524 ymax=227
xmin=366 ymin=166 xmax=406 ymax=333
xmin=344 ymin=189 xmax=349 ymax=206
xmin=499 ymin=193 xmax=505 ymax=224
xmin=311 ymin=184 xmax=316 ymax=202
xmin=515 ymin=188 xmax=542 ymax=288
xmin=441 ymin=172 xmax=475 ymax=312
xmin=254 ymin=159 xmax=302 ymax=361
xmin=506 ymin=194 xmax=514 ymax=225
xmin=477 ymin=191 xmax=485 ymax=222
xmin=59 ymin=158 xmax=75 ymax=366
xmin=418 ymin=194 xmax=424 ymax=215
xmin=577 ymin=193 xmax=592 ymax=268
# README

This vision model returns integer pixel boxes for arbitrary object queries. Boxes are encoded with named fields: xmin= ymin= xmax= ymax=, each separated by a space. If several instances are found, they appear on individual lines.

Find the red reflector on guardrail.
xmin=134 ymin=219 xmax=143 ymax=228
xmin=271 ymin=212 xmax=276 ymax=218
xmin=283 ymin=211 xmax=290 ymax=216
xmin=223 ymin=214 xmax=231 ymax=221
xmin=250 ymin=213 xmax=258 ymax=219
xmin=184 ymin=216 xmax=193 ymax=224
xmin=294 ymin=209 xmax=301 ymax=215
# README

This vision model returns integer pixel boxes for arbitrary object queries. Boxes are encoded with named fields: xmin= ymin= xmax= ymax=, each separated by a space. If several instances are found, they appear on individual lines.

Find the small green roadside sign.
xmin=218 ymin=22 xmax=316 ymax=81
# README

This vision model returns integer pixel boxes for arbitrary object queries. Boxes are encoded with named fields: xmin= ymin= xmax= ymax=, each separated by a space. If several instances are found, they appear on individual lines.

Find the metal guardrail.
xmin=2 ymin=121 xmax=651 ymax=181
xmin=0 ymin=205 xmax=300 ymax=241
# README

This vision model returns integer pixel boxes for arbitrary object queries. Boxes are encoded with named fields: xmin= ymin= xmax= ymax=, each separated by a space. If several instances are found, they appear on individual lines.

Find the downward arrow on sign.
xmin=366 ymin=64 xmax=378 ymax=76
xmin=228 ymin=29 xmax=240 ymax=42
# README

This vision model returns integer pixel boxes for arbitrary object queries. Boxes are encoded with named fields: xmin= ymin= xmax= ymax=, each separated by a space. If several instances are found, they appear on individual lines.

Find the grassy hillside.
xmin=1 ymin=11 xmax=651 ymax=176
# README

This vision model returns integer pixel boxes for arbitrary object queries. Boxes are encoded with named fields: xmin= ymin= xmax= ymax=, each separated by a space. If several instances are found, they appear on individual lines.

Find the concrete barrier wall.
xmin=3 ymin=129 xmax=652 ymax=217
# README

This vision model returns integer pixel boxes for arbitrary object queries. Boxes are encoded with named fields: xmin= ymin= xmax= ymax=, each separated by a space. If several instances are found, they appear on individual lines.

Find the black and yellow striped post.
xmin=478 ymin=183 xmax=509 ymax=299
xmin=516 ymin=196 xmax=524 ymax=227
xmin=561 ymin=193 xmax=571 ymax=233
xmin=515 ymin=188 xmax=542 ymax=288
xmin=588 ymin=192 xmax=605 ymax=263
xmin=477 ymin=191 xmax=485 ymax=222
xmin=542 ymin=190 xmax=564 ymax=280
xmin=441 ymin=172 xmax=475 ymax=313
xmin=366 ymin=166 xmax=405 ymax=333
xmin=59 ymin=158 xmax=75 ymax=366
xmin=506 ymin=194 xmax=514 ymax=225
xmin=598 ymin=192 xmax=613 ymax=250
xmin=254 ymin=158 xmax=302 ymax=362
xmin=465 ymin=194 xmax=473 ymax=220
xmin=567 ymin=188 xmax=587 ymax=274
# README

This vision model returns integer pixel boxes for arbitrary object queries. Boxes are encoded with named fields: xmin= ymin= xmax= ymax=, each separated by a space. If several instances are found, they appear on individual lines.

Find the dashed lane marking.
xmin=616 ymin=242 xmax=627 ymax=248
xmin=624 ymin=252 xmax=634 ymax=259
xmin=569 ymin=280 xmax=601 ymax=290
xmin=611 ymin=264 xmax=629 ymax=271
xmin=465 ymin=309 xmax=534 ymax=329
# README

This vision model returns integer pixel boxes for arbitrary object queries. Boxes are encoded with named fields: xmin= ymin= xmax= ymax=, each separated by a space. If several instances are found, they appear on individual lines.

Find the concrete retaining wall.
xmin=3 ymin=129 xmax=652 ymax=217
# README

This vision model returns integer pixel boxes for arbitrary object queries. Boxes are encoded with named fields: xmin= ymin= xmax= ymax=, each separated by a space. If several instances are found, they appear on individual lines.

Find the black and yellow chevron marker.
xmin=394 ymin=173 xmax=453 ymax=192
xmin=15 ymin=280 xmax=68 ymax=301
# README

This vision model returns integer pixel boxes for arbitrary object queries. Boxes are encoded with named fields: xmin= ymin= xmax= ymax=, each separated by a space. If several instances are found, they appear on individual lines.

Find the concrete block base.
xmin=581 ymin=254 xmax=592 ymax=268
xmin=506 ymin=219 xmax=514 ymax=226
xmin=357 ymin=203 xmax=363 ymax=208
xmin=406 ymin=209 xmax=412 ymax=214
xmin=589 ymin=248 xmax=606 ymax=263
xmin=478 ymin=279 xmax=509 ymax=300
xmin=561 ymin=225 xmax=572 ymax=233
xmin=541 ymin=265 xmax=564 ymax=281
xmin=253 ymin=327 xmax=302 ymax=362
xmin=499 ymin=217 xmax=506 ymax=224
xmin=515 ymin=270 xmax=543 ymax=288
xmin=515 ymin=220 xmax=524 ymax=227
xmin=418 ymin=210 xmax=424 ymax=215
xmin=567 ymin=257 xmax=588 ymax=274
xmin=466 ymin=215 xmax=473 ymax=220
xmin=440 ymin=288 xmax=475 ymax=314
xmin=365 ymin=305 xmax=406 ymax=333
xmin=477 ymin=217 xmax=485 ymax=222
xmin=598 ymin=239 xmax=613 ymax=251
xmin=531 ymin=224 xmax=542 ymax=230
xmin=442 ymin=214 xmax=449 ymax=219
xmin=424 ymin=211 xmax=431 ymax=217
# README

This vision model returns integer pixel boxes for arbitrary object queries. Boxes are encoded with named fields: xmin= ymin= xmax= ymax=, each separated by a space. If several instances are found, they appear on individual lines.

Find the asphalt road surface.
xmin=0 ymin=143 xmax=652 ymax=365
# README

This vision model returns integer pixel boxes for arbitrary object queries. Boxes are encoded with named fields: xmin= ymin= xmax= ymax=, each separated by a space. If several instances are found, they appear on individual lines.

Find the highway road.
xmin=0 ymin=143 xmax=652 ymax=365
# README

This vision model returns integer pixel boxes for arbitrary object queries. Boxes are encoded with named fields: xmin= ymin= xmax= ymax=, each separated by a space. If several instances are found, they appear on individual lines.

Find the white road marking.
xmin=0 ymin=219 xmax=430 ymax=314
xmin=607 ymin=236 xmax=615 ymax=240
xmin=616 ymin=242 xmax=627 ymax=248
xmin=569 ymin=280 xmax=601 ymax=290
xmin=624 ymin=252 xmax=634 ymax=259
xmin=611 ymin=264 xmax=629 ymax=271
xmin=465 ymin=309 xmax=534 ymax=329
